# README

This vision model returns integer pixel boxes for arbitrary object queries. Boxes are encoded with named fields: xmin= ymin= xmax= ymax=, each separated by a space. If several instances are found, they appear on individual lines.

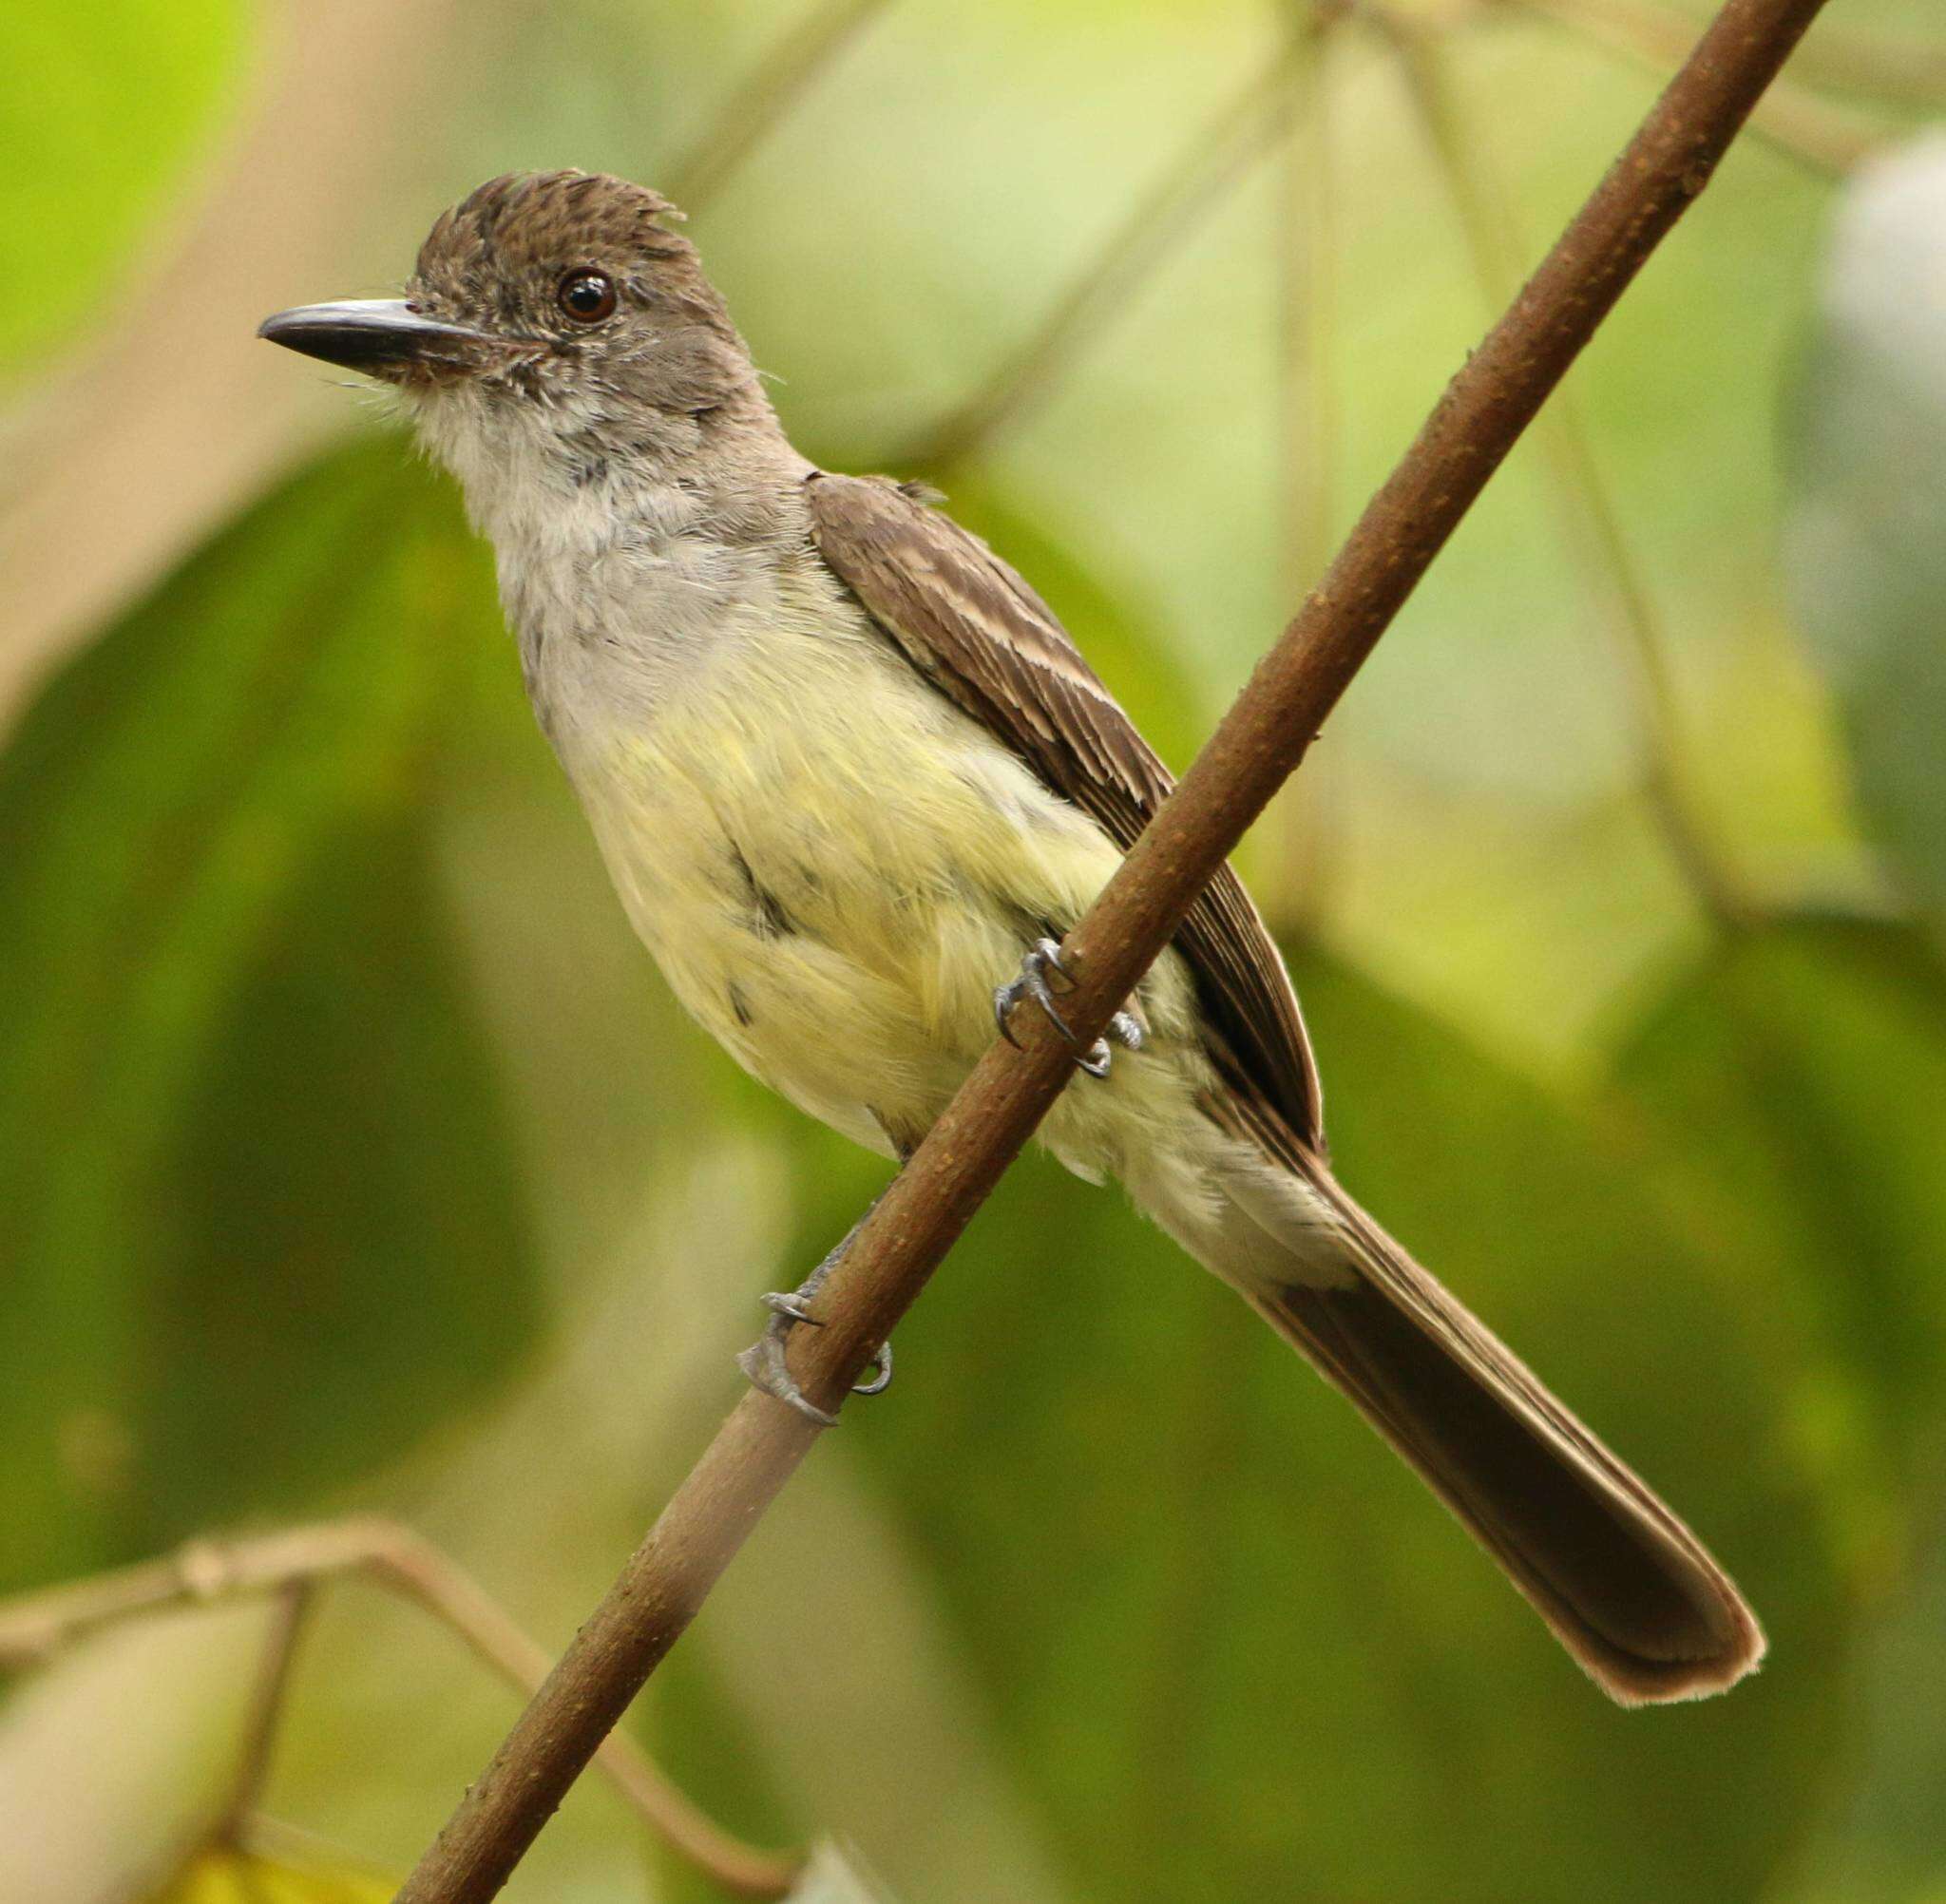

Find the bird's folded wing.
xmin=806 ymin=468 xmax=1325 ymax=1151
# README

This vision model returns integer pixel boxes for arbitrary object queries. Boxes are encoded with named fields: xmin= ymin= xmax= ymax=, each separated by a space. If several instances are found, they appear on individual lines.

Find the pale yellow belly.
xmin=563 ymin=618 xmax=1217 ymax=1190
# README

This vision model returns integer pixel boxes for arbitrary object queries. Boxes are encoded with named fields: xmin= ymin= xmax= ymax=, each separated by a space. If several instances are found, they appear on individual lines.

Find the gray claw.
xmin=737 ymin=1323 xmax=841 ymax=1427
xmin=852 ymin=1340 xmax=893 ymax=1396
xmin=994 ymin=938 xmax=1078 ymax=1045
xmin=1076 ymin=1009 xmax=1144 ymax=1079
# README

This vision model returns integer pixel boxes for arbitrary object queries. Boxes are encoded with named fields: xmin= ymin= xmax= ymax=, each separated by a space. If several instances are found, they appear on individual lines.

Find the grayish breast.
xmin=413 ymin=379 xmax=853 ymax=763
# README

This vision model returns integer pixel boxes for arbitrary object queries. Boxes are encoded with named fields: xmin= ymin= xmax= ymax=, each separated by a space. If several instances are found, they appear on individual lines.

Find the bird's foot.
xmin=994 ymin=938 xmax=1077 ymax=1043
xmin=737 ymin=1313 xmax=839 ymax=1426
xmin=994 ymin=941 xmax=1142 ymax=1077
xmin=735 ymin=1218 xmax=894 ymax=1426
xmin=1076 ymin=1010 xmax=1144 ymax=1078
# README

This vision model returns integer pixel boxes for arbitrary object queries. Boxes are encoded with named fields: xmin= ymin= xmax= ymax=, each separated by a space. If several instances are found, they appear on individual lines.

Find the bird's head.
xmin=259 ymin=171 xmax=767 ymax=494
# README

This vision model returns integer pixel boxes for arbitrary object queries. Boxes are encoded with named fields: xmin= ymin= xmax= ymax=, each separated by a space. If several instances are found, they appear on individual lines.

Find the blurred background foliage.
xmin=2 ymin=0 xmax=1944 ymax=1899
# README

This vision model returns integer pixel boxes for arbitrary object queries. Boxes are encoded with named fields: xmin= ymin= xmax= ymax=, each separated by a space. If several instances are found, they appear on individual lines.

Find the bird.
xmin=259 ymin=168 xmax=1764 ymax=1704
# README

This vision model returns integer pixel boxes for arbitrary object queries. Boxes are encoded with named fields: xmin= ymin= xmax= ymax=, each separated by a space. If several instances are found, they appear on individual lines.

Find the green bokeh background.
xmin=3 ymin=1 xmax=1944 ymax=1899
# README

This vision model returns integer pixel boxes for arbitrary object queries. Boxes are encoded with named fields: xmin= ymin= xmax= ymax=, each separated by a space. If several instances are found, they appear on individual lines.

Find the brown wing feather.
xmin=806 ymin=469 xmax=1325 ymax=1151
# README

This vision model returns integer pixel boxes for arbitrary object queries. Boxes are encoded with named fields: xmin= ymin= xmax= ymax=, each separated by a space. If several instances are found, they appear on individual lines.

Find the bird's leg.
xmin=994 ymin=939 xmax=1144 ymax=1078
xmin=737 ymin=1203 xmax=894 ymax=1426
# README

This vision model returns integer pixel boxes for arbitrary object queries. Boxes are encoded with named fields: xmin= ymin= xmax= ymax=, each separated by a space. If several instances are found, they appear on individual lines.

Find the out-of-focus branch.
xmin=1378 ymin=8 xmax=1750 ymax=923
xmin=1504 ymin=0 xmax=1878 ymax=175
xmin=899 ymin=23 xmax=1332 ymax=472
xmin=210 ymin=1582 xmax=313 ymax=1845
xmin=390 ymin=2 xmax=1831 ymax=1897
xmin=0 ymin=1519 xmax=799 ymax=1899
xmin=1262 ymin=7 xmax=1346 ymax=939
xmin=665 ymin=0 xmax=896 ymax=213
xmin=238 ymin=1812 xmax=402 ymax=1883
xmin=1278 ymin=20 xmax=1341 ymax=605
xmin=1780 ymin=18 xmax=1946 ymax=108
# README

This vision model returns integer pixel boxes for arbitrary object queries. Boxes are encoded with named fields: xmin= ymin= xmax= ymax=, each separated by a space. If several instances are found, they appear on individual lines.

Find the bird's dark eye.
xmin=557 ymin=268 xmax=617 ymax=324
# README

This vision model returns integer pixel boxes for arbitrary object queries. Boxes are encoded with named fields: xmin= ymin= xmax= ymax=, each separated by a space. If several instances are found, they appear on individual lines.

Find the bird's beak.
xmin=257 ymin=298 xmax=514 ymax=379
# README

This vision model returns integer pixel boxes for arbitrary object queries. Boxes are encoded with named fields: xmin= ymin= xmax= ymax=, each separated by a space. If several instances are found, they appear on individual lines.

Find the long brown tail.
xmin=1227 ymin=1166 xmax=1765 ymax=1704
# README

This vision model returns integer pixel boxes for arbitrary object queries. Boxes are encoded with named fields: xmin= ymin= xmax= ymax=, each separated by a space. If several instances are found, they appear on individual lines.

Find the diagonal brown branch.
xmin=392 ymin=0 xmax=1831 ymax=1894
xmin=0 ymin=1519 xmax=798 ymax=1898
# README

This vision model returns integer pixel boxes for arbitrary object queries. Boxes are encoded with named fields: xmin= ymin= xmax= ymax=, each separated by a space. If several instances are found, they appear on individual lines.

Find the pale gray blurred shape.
xmin=1784 ymin=131 xmax=1946 ymax=912
xmin=1817 ymin=133 xmax=1946 ymax=424
xmin=0 ymin=1601 xmax=273 ymax=1904
xmin=788 ymin=1839 xmax=895 ymax=1903
xmin=1789 ymin=130 xmax=1946 ymax=672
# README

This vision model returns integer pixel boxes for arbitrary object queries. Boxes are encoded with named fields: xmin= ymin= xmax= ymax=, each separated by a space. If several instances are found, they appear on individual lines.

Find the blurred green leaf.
xmin=1784 ymin=135 xmax=1946 ymax=921
xmin=1785 ymin=1509 xmax=1946 ymax=1904
xmin=1605 ymin=913 xmax=1946 ymax=1904
xmin=1606 ymin=913 xmax=1946 ymax=1571
xmin=0 ymin=442 xmax=540 ymax=1588
xmin=132 ymin=817 xmax=540 ymax=1541
xmin=788 ymin=946 xmax=1843 ymax=1904
xmin=0 ymin=0 xmax=249 ymax=382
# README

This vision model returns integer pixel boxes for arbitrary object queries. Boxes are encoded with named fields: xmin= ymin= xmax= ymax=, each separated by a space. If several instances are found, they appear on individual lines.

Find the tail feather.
xmin=1205 ymin=1159 xmax=1765 ymax=1703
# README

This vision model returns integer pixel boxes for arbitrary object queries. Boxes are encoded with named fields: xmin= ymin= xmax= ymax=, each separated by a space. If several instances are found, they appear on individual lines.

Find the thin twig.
xmin=899 ymin=25 xmax=1330 ymax=473
xmin=1504 ymin=0 xmax=1878 ymax=176
xmin=1778 ymin=18 xmax=1946 ymax=109
xmin=1279 ymin=15 xmax=1341 ymax=607
xmin=664 ymin=0 xmax=895 ymax=214
xmin=239 ymin=1811 xmax=403 ymax=1884
xmin=390 ymin=3 xmax=1831 ymax=1896
xmin=1377 ymin=7 xmax=1750 ymax=923
xmin=363 ymin=1529 xmax=800 ymax=1894
xmin=212 ymin=1582 xmax=314 ymax=1846
xmin=0 ymin=1520 xmax=799 ymax=1899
